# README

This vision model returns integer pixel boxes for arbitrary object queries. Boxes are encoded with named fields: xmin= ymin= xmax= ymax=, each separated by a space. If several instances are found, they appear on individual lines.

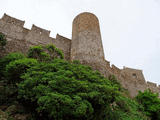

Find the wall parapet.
xmin=31 ymin=24 xmax=50 ymax=36
xmin=111 ymin=64 xmax=121 ymax=74
xmin=2 ymin=13 xmax=25 ymax=26
xmin=0 ymin=13 xmax=72 ymax=60
xmin=147 ymin=81 xmax=157 ymax=87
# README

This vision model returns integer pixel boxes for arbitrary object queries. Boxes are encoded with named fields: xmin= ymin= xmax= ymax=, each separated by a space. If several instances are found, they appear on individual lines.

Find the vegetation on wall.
xmin=27 ymin=44 xmax=64 ymax=62
xmin=0 ymin=44 xmax=159 ymax=120
xmin=0 ymin=32 xmax=7 ymax=49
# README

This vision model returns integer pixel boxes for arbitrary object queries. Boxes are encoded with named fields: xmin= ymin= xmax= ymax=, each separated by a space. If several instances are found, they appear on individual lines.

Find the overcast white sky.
xmin=0 ymin=0 xmax=160 ymax=84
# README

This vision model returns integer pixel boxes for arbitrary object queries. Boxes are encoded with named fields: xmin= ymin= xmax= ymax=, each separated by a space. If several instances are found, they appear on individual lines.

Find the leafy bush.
xmin=0 ymin=32 xmax=7 ymax=48
xmin=5 ymin=58 xmax=37 ymax=84
xmin=109 ymin=75 xmax=122 ymax=91
xmin=27 ymin=44 xmax=64 ymax=62
xmin=110 ymin=95 xmax=148 ymax=120
xmin=136 ymin=89 xmax=160 ymax=120
xmin=46 ymin=44 xmax=64 ymax=59
xmin=0 ymin=53 xmax=25 ymax=79
xmin=18 ymin=59 xmax=119 ymax=120
xmin=0 ymin=84 xmax=18 ymax=105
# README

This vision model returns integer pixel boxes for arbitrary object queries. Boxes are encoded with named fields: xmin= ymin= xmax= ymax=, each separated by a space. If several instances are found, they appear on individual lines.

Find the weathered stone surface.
xmin=55 ymin=34 xmax=71 ymax=60
xmin=71 ymin=12 xmax=105 ymax=65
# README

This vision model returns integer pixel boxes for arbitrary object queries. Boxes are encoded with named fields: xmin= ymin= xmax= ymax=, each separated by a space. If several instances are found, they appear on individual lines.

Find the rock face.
xmin=0 ymin=12 xmax=159 ymax=97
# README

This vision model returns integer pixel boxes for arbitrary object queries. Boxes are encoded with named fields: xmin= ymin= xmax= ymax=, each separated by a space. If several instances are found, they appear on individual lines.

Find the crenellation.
xmin=111 ymin=64 xmax=121 ymax=74
xmin=0 ymin=15 xmax=26 ymax=40
xmin=31 ymin=24 xmax=50 ymax=36
xmin=2 ymin=13 xmax=25 ymax=27
xmin=25 ymin=25 xmax=52 ymax=45
xmin=147 ymin=81 xmax=157 ymax=87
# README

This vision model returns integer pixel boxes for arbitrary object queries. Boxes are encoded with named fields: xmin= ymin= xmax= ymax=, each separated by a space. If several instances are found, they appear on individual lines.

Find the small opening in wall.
xmin=132 ymin=73 xmax=137 ymax=79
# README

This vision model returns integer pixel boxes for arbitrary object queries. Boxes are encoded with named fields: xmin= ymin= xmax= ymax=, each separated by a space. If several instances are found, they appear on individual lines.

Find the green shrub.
xmin=0 ymin=53 xmax=25 ymax=79
xmin=18 ymin=59 xmax=119 ymax=120
xmin=110 ymin=95 xmax=148 ymax=120
xmin=0 ymin=84 xmax=18 ymax=105
xmin=0 ymin=32 xmax=7 ymax=48
xmin=109 ymin=75 xmax=122 ymax=91
xmin=136 ymin=89 xmax=160 ymax=120
xmin=46 ymin=44 xmax=64 ymax=59
xmin=5 ymin=58 xmax=37 ymax=84
xmin=27 ymin=44 xmax=64 ymax=62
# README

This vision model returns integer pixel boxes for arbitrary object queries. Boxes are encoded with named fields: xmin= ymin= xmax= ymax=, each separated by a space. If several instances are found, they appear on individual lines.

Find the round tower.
xmin=71 ymin=12 xmax=105 ymax=65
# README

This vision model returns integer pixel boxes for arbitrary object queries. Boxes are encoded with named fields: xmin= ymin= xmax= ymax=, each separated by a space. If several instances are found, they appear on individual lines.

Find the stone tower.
xmin=71 ymin=12 xmax=105 ymax=65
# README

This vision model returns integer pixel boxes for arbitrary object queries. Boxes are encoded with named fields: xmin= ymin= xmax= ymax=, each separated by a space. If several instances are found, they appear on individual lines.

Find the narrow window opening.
xmin=132 ymin=73 xmax=137 ymax=79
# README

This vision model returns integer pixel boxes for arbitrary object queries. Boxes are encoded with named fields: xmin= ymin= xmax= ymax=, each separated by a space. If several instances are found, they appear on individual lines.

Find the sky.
xmin=0 ymin=0 xmax=160 ymax=84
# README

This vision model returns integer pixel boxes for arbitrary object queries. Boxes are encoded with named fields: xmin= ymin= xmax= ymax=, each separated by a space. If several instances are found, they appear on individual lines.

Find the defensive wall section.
xmin=0 ymin=13 xmax=159 ymax=97
xmin=0 ymin=13 xmax=71 ymax=60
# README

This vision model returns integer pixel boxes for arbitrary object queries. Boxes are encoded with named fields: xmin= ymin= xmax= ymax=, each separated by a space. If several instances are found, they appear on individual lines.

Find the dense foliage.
xmin=0 ymin=53 xmax=26 ymax=107
xmin=6 ymin=58 xmax=37 ymax=84
xmin=0 ymin=52 xmax=25 ymax=80
xmin=18 ymin=59 xmax=119 ymax=120
xmin=136 ymin=89 xmax=160 ymax=120
xmin=0 ymin=44 xmax=157 ymax=120
xmin=27 ymin=44 xmax=64 ymax=62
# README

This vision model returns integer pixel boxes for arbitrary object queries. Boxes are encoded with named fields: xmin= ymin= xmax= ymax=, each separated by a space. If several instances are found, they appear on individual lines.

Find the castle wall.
xmin=53 ymin=34 xmax=71 ymax=60
xmin=110 ymin=67 xmax=160 ymax=97
xmin=25 ymin=25 xmax=52 ymax=45
xmin=0 ymin=14 xmax=27 ymax=40
xmin=2 ymin=13 xmax=25 ymax=26
xmin=0 ymin=38 xmax=33 ymax=57
xmin=0 ymin=14 xmax=71 ymax=60
xmin=0 ymin=13 xmax=159 ymax=98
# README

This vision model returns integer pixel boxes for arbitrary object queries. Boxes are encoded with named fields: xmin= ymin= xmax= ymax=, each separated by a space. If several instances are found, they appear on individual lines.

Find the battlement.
xmin=147 ymin=81 xmax=157 ymax=87
xmin=31 ymin=24 xmax=50 ymax=36
xmin=2 ymin=13 xmax=25 ymax=26
xmin=56 ymin=34 xmax=71 ymax=42
xmin=111 ymin=64 xmax=121 ymax=74
xmin=122 ymin=67 xmax=145 ymax=80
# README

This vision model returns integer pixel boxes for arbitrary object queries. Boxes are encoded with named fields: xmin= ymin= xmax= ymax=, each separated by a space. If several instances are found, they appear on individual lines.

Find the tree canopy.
xmin=0 ymin=44 xmax=153 ymax=120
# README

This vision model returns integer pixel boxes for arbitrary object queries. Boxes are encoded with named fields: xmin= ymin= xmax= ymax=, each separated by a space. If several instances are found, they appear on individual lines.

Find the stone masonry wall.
xmin=0 ymin=13 xmax=71 ymax=60
xmin=71 ymin=12 xmax=105 ymax=64
xmin=54 ymin=34 xmax=71 ymax=60
xmin=110 ymin=66 xmax=160 ymax=97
